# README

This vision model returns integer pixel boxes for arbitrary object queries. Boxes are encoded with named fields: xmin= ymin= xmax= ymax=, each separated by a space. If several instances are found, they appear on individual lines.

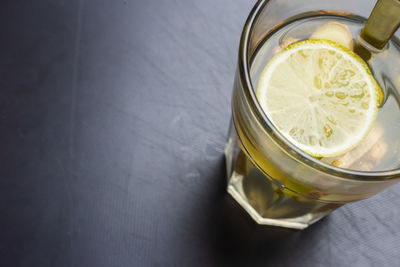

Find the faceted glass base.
xmin=225 ymin=121 xmax=336 ymax=230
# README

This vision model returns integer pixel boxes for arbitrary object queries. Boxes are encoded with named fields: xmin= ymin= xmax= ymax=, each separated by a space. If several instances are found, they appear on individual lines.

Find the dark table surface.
xmin=1 ymin=0 xmax=400 ymax=266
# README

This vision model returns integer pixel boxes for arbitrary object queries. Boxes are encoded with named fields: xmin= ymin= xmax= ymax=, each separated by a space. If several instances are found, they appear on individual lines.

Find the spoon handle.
xmin=361 ymin=0 xmax=400 ymax=50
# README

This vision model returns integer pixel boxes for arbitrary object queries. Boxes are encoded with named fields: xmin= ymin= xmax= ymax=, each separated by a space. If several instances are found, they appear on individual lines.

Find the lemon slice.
xmin=257 ymin=40 xmax=380 ymax=157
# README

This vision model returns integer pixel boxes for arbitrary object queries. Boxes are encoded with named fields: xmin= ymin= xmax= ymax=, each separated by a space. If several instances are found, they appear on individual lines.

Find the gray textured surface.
xmin=0 ymin=0 xmax=399 ymax=266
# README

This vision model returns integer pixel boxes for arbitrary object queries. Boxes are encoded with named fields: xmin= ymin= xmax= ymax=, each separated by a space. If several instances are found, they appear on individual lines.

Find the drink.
xmin=226 ymin=4 xmax=400 ymax=230
xmin=252 ymin=15 xmax=400 ymax=171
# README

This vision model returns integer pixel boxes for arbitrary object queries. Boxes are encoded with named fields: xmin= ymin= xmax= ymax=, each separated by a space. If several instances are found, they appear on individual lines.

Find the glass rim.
xmin=238 ymin=0 xmax=400 ymax=181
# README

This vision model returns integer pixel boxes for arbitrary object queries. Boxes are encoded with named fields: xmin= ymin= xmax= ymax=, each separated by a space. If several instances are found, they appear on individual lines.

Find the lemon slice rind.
xmin=257 ymin=40 xmax=380 ymax=157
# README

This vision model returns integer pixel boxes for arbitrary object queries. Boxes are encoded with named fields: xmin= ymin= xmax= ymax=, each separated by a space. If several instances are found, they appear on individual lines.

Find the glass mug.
xmin=225 ymin=0 xmax=400 ymax=229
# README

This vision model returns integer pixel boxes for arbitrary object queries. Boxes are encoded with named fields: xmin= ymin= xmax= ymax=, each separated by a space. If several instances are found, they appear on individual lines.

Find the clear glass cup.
xmin=225 ymin=0 xmax=400 ymax=229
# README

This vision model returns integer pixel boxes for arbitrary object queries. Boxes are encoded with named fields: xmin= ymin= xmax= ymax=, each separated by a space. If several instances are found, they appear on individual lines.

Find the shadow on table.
xmin=206 ymin=155 xmax=329 ymax=266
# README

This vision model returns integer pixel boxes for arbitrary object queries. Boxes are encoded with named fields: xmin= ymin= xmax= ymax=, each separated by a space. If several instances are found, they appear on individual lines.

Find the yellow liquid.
xmin=225 ymin=14 xmax=400 ymax=229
